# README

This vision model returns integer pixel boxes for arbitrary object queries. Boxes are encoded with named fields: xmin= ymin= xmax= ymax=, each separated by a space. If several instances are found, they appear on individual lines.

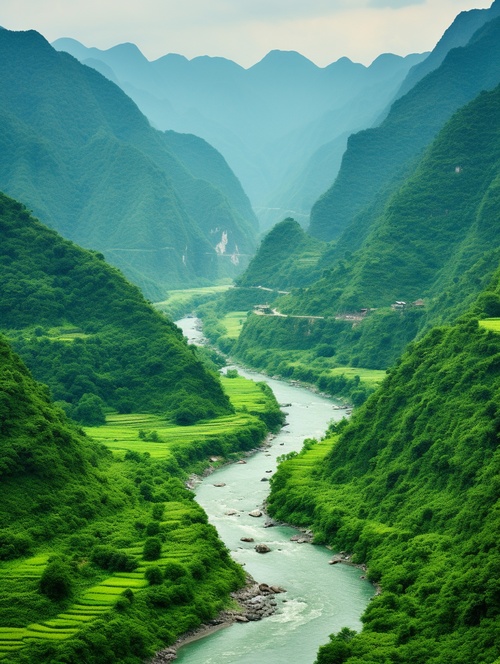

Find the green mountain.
xmin=267 ymin=288 xmax=500 ymax=664
xmin=228 ymin=78 xmax=500 ymax=381
xmin=52 ymin=38 xmax=425 ymax=229
xmin=0 ymin=191 xmax=231 ymax=421
xmin=0 ymin=29 xmax=257 ymax=299
xmin=308 ymin=14 xmax=500 ymax=243
xmin=289 ymin=82 xmax=500 ymax=316
xmin=236 ymin=218 xmax=325 ymax=290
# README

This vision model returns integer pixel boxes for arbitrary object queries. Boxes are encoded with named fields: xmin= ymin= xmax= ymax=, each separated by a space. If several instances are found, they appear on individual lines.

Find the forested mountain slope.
xmin=229 ymin=80 xmax=500 ymax=374
xmin=287 ymin=82 xmax=500 ymax=316
xmin=53 ymin=37 xmax=424 ymax=229
xmin=308 ymin=14 xmax=500 ymax=243
xmin=236 ymin=218 xmax=325 ymax=290
xmin=268 ymin=284 xmax=500 ymax=663
xmin=0 ymin=332 xmax=247 ymax=664
xmin=0 ymin=29 xmax=257 ymax=299
xmin=0 ymin=192 xmax=231 ymax=421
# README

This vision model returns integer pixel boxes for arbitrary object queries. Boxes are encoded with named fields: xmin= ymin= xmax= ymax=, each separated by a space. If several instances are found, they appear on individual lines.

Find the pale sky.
xmin=0 ymin=0 xmax=494 ymax=66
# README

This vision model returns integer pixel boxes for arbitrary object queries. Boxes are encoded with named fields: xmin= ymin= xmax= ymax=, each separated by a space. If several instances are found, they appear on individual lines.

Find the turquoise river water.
xmin=174 ymin=318 xmax=373 ymax=664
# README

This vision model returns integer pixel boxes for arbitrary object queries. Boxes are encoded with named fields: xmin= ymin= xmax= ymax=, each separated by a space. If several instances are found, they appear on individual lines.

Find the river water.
xmin=174 ymin=318 xmax=373 ymax=664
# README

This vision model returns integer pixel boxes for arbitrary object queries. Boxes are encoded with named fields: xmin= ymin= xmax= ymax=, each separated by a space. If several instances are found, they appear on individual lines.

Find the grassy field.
xmin=154 ymin=286 xmax=232 ymax=318
xmin=84 ymin=375 xmax=271 ymax=459
xmin=325 ymin=367 xmax=386 ymax=388
xmin=479 ymin=318 xmax=500 ymax=333
xmin=221 ymin=311 xmax=248 ymax=339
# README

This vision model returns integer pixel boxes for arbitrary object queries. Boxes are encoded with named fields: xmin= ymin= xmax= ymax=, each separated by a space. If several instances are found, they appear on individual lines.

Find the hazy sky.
xmin=1 ymin=0 xmax=493 ymax=66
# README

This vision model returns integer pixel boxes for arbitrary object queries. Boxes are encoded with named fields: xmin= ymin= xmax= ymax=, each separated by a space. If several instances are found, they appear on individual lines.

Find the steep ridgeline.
xmin=0 ymin=335 xmax=246 ymax=664
xmin=52 ymin=37 xmax=425 ymax=229
xmin=0 ymin=192 xmax=232 ymax=422
xmin=395 ymin=0 xmax=500 ymax=99
xmin=309 ymin=13 xmax=500 ymax=243
xmin=0 ymin=29 xmax=257 ymax=299
xmin=231 ymin=81 xmax=500 ymax=372
xmin=267 ymin=290 xmax=500 ymax=663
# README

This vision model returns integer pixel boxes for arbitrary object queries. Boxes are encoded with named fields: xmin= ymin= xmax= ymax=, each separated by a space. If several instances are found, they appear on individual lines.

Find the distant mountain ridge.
xmin=52 ymin=37 xmax=425 ymax=229
xmin=0 ymin=29 xmax=257 ymax=298
xmin=308 ymin=13 xmax=500 ymax=243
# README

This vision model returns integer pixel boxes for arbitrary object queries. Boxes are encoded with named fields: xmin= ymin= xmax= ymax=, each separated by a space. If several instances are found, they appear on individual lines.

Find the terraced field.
xmin=221 ymin=311 xmax=248 ymax=339
xmin=0 ymin=373 xmax=275 ymax=661
xmin=479 ymin=318 xmax=500 ymax=333
xmin=85 ymin=375 xmax=271 ymax=458
xmin=0 ymin=503 xmax=214 ymax=659
xmin=325 ymin=367 xmax=386 ymax=388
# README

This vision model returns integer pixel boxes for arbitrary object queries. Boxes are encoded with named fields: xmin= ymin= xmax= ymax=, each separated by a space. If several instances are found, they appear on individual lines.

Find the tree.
xmin=143 ymin=537 xmax=162 ymax=561
xmin=73 ymin=393 xmax=106 ymax=426
xmin=39 ymin=559 xmax=73 ymax=601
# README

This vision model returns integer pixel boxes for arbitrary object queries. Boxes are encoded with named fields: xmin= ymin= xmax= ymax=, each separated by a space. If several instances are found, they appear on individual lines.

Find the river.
xmin=174 ymin=317 xmax=373 ymax=664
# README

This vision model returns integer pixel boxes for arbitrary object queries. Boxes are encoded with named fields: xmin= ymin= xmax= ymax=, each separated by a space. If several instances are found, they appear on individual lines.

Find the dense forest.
xmin=227 ymin=71 xmax=500 ymax=376
xmin=1 ymin=2 xmax=500 ymax=663
xmin=0 ymin=192 xmax=232 ymax=423
xmin=267 ymin=282 xmax=500 ymax=663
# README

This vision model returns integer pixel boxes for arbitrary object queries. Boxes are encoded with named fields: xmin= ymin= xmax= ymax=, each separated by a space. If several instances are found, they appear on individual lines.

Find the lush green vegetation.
xmin=236 ymin=218 xmax=325 ymax=289
xmin=479 ymin=318 xmax=500 ymax=333
xmin=229 ymin=80 xmax=500 ymax=371
xmin=0 ymin=29 xmax=257 ymax=298
xmin=197 ymin=299 xmax=385 ymax=405
xmin=268 ymin=298 xmax=500 ymax=663
xmin=0 ymin=192 xmax=232 ymax=423
xmin=0 ymin=332 xmax=284 ymax=663
xmin=154 ymin=286 xmax=232 ymax=320
xmin=84 ymin=374 xmax=283 ymax=463
xmin=0 ymin=191 xmax=285 ymax=661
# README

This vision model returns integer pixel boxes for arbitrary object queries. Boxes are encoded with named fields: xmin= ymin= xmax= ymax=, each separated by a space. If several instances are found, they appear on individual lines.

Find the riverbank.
xmin=150 ymin=576 xmax=286 ymax=663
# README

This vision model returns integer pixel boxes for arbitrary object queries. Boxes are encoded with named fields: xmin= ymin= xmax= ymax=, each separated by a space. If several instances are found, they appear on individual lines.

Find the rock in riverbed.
xmin=255 ymin=544 xmax=271 ymax=554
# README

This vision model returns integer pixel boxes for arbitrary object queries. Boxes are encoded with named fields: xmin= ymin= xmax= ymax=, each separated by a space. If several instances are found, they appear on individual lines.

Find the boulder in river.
xmin=249 ymin=509 xmax=263 ymax=517
xmin=255 ymin=544 xmax=271 ymax=554
xmin=213 ymin=482 xmax=226 ymax=487
xmin=226 ymin=509 xmax=239 ymax=516
xmin=240 ymin=537 xmax=254 ymax=542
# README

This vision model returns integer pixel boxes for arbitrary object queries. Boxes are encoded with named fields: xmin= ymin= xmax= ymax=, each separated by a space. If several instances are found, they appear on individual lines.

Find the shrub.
xmin=163 ymin=561 xmax=187 ymax=581
xmin=143 ymin=537 xmax=162 ymax=561
xmin=145 ymin=565 xmax=163 ymax=585
xmin=91 ymin=545 xmax=138 ymax=572
xmin=39 ymin=559 xmax=73 ymax=601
